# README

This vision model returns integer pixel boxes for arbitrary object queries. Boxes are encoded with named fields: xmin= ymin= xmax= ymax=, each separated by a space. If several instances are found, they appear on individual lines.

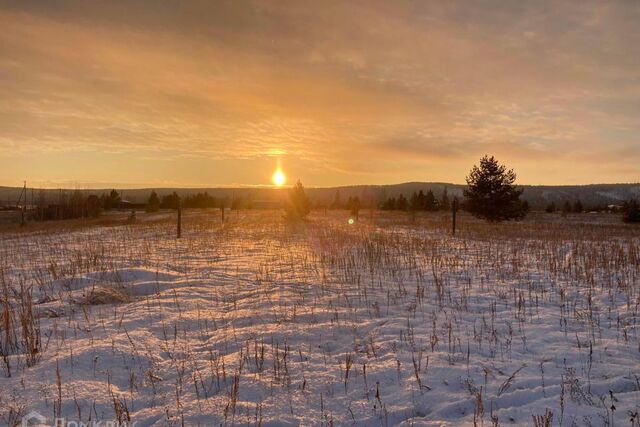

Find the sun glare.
xmin=272 ymin=168 xmax=286 ymax=186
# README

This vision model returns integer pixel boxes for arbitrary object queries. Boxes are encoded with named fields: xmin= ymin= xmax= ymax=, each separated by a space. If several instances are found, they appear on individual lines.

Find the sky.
xmin=1 ymin=0 xmax=639 ymax=188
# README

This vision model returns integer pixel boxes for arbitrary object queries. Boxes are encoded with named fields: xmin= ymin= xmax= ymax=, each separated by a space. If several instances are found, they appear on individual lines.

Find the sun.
xmin=272 ymin=168 xmax=286 ymax=186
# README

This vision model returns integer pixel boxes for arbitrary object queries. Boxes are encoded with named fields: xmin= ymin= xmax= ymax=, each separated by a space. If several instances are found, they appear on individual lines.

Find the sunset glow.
xmin=272 ymin=168 xmax=286 ymax=187
xmin=0 ymin=1 xmax=639 ymax=187
xmin=2 ymin=3 xmax=640 ymax=427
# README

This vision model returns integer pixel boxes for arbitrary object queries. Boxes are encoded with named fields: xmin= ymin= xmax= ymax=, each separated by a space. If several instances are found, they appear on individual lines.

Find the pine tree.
xmin=464 ymin=155 xmax=525 ymax=221
xmin=425 ymin=190 xmax=437 ymax=211
xmin=103 ymin=189 xmax=121 ymax=210
xmin=160 ymin=192 xmax=180 ymax=209
xmin=623 ymin=200 xmax=640 ymax=223
xmin=347 ymin=196 xmax=361 ymax=219
xmin=396 ymin=194 xmax=408 ymax=211
xmin=147 ymin=190 xmax=160 ymax=212
xmin=381 ymin=197 xmax=397 ymax=210
xmin=284 ymin=180 xmax=311 ymax=221
xmin=410 ymin=192 xmax=421 ymax=211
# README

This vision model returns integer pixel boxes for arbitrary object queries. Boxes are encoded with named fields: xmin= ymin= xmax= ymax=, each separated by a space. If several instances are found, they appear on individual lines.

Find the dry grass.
xmin=0 ymin=208 xmax=638 ymax=425
xmin=76 ymin=285 xmax=130 ymax=306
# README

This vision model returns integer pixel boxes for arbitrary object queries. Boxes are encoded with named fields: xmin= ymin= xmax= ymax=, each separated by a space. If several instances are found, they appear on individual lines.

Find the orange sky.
xmin=1 ymin=1 xmax=639 ymax=188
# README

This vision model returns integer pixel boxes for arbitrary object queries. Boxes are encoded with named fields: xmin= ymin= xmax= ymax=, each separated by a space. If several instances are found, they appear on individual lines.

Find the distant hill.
xmin=1 ymin=182 xmax=638 ymax=209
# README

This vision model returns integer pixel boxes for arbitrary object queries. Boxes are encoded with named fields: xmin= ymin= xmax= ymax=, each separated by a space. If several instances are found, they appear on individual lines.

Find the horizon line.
xmin=1 ymin=180 xmax=639 ymax=191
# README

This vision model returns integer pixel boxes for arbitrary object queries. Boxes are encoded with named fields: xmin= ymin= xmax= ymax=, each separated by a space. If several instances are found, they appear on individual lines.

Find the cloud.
xmin=0 ymin=0 xmax=639 ymax=186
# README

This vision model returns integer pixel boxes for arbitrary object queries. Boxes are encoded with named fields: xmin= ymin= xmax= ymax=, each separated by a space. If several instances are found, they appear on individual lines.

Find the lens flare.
xmin=272 ymin=168 xmax=286 ymax=186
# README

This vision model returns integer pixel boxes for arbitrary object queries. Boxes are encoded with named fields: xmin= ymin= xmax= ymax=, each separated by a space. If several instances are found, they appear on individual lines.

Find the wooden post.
xmin=221 ymin=206 xmax=225 ymax=223
xmin=19 ymin=181 xmax=26 ymax=227
xmin=452 ymin=198 xmax=458 ymax=236
xmin=177 ymin=199 xmax=182 ymax=238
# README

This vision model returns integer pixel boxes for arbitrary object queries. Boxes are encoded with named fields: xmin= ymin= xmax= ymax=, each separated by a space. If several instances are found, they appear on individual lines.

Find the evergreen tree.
xmin=410 ymin=192 xmax=422 ymax=211
xmin=110 ymin=189 xmax=121 ymax=206
xmin=69 ymin=190 xmax=85 ymax=218
xmin=424 ymin=190 xmax=437 ymax=211
xmin=103 ymin=189 xmax=121 ymax=210
xmin=396 ymin=194 xmax=408 ymax=211
xmin=381 ymin=197 xmax=397 ymax=210
xmin=562 ymin=201 xmax=572 ymax=215
xmin=160 ymin=192 xmax=180 ymax=209
xmin=183 ymin=192 xmax=217 ymax=208
xmin=284 ymin=180 xmax=311 ymax=221
xmin=347 ymin=196 xmax=361 ymax=219
xmin=623 ymin=200 xmax=640 ymax=223
xmin=147 ymin=190 xmax=160 ymax=212
xmin=389 ymin=197 xmax=397 ymax=210
xmin=418 ymin=191 xmax=427 ymax=210
xmin=464 ymin=155 xmax=525 ymax=221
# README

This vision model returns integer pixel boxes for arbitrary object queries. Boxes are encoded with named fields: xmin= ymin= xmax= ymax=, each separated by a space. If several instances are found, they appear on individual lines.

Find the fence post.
xmin=452 ymin=198 xmax=458 ymax=236
xmin=221 ymin=205 xmax=225 ymax=223
xmin=177 ymin=199 xmax=182 ymax=238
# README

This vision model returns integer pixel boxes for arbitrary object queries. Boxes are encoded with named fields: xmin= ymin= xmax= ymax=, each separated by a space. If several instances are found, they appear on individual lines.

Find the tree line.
xmin=145 ymin=191 xmax=247 ymax=212
xmin=380 ymin=188 xmax=451 ymax=212
xmin=31 ymin=189 xmax=248 ymax=221
xmin=286 ymin=155 xmax=639 ymax=224
xmin=27 ymin=156 xmax=640 ymax=224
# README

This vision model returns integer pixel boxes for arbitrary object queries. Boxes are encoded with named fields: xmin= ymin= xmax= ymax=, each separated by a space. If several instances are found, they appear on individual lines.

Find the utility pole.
xmin=21 ymin=181 xmax=26 ymax=226
xmin=16 ymin=181 xmax=27 ymax=227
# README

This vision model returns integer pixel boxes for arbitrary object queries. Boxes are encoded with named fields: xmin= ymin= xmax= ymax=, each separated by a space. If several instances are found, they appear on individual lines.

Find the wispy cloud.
xmin=1 ymin=0 xmax=639 ymax=186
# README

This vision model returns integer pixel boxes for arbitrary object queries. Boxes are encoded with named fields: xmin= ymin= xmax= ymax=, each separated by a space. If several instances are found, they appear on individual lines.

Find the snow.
xmin=0 ymin=210 xmax=638 ymax=426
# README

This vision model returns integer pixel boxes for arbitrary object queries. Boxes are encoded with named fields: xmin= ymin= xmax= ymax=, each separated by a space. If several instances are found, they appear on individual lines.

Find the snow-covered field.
xmin=0 ymin=210 xmax=639 ymax=426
